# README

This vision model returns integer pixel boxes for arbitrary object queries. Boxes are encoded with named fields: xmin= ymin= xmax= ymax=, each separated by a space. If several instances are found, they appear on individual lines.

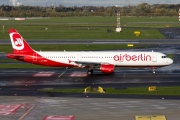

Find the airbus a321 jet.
xmin=6 ymin=29 xmax=173 ymax=75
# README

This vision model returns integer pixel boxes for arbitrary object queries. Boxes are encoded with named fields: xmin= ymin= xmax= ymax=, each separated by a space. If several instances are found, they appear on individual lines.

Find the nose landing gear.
xmin=152 ymin=67 xmax=155 ymax=74
xmin=87 ymin=69 xmax=93 ymax=75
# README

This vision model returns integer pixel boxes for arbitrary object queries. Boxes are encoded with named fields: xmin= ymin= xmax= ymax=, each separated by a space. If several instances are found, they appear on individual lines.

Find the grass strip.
xmin=0 ymin=44 xmax=151 ymax=53
xmin=0 ymin=27 xmax=165 ymax=39
xmin=39 ymin=86 xmax=180 ymax=96
xmin=0 ymin=16 xmax=180 ymax=39
xmin=0 ymin=63 xmax=52 ymax=68
xmin=1 ymin=16 xmax=179 ymax=39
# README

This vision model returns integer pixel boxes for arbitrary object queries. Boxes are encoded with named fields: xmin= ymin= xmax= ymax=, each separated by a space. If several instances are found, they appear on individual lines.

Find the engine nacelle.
xmin=100 ymin=64 xmax=114 ymax=73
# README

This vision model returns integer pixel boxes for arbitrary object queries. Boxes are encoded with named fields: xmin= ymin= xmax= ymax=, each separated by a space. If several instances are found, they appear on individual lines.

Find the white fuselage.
xmin=36 ymin=51 xmax=173 ymax=67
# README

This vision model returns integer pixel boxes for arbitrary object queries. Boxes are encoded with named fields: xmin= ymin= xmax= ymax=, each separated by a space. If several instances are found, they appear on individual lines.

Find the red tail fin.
xmin=8 ymin=29 xmax=34 ymax=54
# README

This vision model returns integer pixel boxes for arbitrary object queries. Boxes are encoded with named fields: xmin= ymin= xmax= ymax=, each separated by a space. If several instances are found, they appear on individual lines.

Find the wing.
xmin=74 ymin=60 xmax=110 ymax=67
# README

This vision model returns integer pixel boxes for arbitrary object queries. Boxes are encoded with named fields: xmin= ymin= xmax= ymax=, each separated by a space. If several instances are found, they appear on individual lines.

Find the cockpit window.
xmin=162 ymin=56 xmax=167 ymax=58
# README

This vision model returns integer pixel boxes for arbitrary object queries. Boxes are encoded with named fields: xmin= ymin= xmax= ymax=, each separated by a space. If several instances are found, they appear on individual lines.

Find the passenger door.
xmin=152 ymin=54 xmax=157 ymax=62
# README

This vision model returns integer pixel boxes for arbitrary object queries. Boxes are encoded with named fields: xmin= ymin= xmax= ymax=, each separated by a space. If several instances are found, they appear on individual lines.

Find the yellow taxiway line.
xmin=58 ymin=70 xmax=66 ymax=78
xmin=18 ymin=105 xmax=35 ymax=120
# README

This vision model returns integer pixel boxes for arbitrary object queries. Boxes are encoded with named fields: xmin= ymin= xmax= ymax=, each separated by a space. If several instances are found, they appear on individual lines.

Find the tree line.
xmin=0 ymin=3 xmax=179 ymax=17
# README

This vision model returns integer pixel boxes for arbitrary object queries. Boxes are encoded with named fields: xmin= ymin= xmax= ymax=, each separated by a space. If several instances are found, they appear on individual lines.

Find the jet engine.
xmin=100 ymin=64 xmax=114 ymax=73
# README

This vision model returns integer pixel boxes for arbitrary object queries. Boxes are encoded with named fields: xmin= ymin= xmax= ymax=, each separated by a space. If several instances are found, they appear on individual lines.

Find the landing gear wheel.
xmin=152 ymin=67 xmax=156 ymax=74
xmin=87 ymin=69 xmax=93 ymax=75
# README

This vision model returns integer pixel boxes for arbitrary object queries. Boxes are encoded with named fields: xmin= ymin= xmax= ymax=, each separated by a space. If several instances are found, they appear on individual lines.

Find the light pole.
xmin=3 ymin=25 xmax=4 ymax=33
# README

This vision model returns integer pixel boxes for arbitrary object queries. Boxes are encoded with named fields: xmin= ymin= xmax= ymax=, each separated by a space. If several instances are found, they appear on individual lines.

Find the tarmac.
xmin=0 ymin=96 xmax=180 ymax=120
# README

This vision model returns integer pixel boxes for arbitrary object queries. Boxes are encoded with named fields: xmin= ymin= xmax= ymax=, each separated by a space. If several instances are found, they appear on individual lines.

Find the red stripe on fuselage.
xmin=6 ymin=52 xmax=75 ymax=67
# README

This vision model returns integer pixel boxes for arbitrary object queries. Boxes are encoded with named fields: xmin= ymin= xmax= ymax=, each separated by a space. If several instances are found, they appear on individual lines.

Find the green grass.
xmin=0 ymin=16 xmax=178 ymax=39
xmin=0 ymin=44 xmax=151 ymax=53
xmin=105 ymin=87 xmax=180 ymax=95
xmin=0 ymin=59 xmax=20 ymax=62
xmin=0 ymin=16 xmax=178 ymax=24
xmin=39 ymin=86 xmax=180 ymax=96
xmin=0 ymin=63 xmax=52 ymax=68
xmin=0 ymin=25 xmax=165 ymax=39
xmin=166 ymin=54 xmax=174 ymax=58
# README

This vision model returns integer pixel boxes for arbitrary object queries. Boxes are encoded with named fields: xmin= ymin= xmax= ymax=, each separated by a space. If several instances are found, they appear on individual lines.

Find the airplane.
xmin=6 ymin=29 xmax=173 ymax=75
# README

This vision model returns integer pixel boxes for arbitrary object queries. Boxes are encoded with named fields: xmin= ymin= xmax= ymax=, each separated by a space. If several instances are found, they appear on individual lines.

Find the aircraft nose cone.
xmin=168 ymin=58 xmax=173 ymax=64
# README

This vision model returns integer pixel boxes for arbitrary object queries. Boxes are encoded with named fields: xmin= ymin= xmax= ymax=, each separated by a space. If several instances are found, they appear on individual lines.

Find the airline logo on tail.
xmin=10 ymin=32 xmax=24 ymax=50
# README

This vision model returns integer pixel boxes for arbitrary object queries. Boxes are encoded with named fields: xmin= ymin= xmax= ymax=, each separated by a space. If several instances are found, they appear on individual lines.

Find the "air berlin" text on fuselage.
xmin=113 ymin=54 xmax=151 ymax=61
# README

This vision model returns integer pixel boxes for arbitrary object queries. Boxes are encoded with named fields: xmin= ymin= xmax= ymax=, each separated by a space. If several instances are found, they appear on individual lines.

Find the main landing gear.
xmin=87 ymin=69 xmax=93 ymax=75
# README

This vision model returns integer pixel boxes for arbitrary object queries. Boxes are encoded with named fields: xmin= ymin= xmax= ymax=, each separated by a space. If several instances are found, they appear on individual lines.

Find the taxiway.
xmin=0 ymin=66 xmax=180 ymax=120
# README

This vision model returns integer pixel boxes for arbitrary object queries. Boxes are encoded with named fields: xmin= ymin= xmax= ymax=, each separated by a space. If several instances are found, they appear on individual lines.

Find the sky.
xmin=4 ymin=0 xmax=180 ymax=7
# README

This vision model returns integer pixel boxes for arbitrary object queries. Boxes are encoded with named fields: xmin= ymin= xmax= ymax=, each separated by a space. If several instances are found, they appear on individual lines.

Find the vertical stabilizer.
xmin=8 ymin=29 xmax=34 ymax=54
